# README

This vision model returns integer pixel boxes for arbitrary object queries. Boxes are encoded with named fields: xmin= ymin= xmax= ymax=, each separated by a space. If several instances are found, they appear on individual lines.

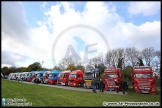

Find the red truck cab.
xmin=68 ymin=70 xmax=84 ymax=87
xmin=130 ymin=66 xmax=157 ymax=94
xmin=104 ymin=66 xmax=122 ymax=91
xmin=57 ymin=70 xmax=71 ymax=86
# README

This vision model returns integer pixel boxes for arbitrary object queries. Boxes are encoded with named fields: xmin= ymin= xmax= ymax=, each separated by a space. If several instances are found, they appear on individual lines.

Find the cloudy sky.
xmin=2 ymin=1 xmax=161 ymax=69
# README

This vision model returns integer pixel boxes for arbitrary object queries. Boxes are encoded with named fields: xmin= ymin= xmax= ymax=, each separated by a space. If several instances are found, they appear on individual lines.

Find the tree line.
xmin=1 ymin=47 xmax=161 ymax=81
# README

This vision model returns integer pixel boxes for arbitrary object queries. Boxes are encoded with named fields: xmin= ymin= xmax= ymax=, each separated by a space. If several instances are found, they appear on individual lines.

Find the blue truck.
xmin=48 ymin=70 xmax=61 ymax=85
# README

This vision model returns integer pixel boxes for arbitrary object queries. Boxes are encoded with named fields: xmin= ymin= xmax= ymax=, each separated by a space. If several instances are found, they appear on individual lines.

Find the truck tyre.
xmin=65 ymin=82 xmax=68 ymax=86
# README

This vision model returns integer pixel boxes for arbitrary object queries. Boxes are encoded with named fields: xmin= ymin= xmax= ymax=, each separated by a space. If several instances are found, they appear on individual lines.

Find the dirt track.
xmin=7 ymin=79 xmax=127 ymax=95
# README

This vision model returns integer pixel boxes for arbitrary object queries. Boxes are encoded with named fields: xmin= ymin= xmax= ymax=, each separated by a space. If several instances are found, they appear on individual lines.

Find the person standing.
xmin=115 ymin=80 xmax=119 ymax=93
xmin=91 ymin=78 xmax=97 ymax=93
xmin=99 ymin=79 xmax=104 ymax=92
xmin=121 ymin=80 xmax=126 ymax=94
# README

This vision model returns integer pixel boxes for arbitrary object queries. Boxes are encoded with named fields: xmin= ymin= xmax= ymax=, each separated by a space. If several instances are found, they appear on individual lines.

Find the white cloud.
xmin=127 ymin=2 xmax=160 ymax=16
xmin=2 ymin=2 xmax=32 ymax=44
xmin=113 ymin=21 xmax=160 ymax=51
xmin=42 ymin=2 xmax=47 ymax=8
xmin=1 ymin=2 xmax=160 ymax=69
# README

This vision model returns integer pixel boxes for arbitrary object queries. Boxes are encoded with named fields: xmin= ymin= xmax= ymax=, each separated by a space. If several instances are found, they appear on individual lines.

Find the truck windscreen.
xmin=37 ymin=73 xmax=43 ymax=77
xmin=58 ymin=73 xmax=64 ymax=78
xmin=105 ymin=74 xmax=118 ymax=78
xmin=84 ymin=73 xmax=93 ymax=79
xmin=134 ymin=74 xmax=152 ymax=78
xmin=49 ymin=73 xmax=57 ymax=77
xmin=69 ymin=74 xmax=76 ymax=78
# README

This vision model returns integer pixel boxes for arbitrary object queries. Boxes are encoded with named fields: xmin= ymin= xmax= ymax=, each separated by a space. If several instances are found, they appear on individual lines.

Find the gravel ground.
xmin=6 ymin=79 xmax=127 ymax=95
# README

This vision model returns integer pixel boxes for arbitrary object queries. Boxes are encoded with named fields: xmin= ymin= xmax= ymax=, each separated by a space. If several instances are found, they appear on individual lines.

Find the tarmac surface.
xmin=7 ymin=79 xmax=127 ymax=95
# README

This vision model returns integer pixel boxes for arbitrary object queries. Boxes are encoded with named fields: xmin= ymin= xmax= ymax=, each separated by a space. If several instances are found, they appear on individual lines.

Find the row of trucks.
xmin=57 ymin=70 xmax=85 ymax=87
xmin=6 ymin=65 xmax=157 ymax=94
xmin=26 ymin=70 xmax=61 ymax=85
xmin=8 ymin=72 xmax=30 ymax=81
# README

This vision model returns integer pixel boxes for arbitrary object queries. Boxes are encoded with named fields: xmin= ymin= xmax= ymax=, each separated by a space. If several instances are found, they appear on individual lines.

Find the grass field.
xmin=2 ymin=79 xmax=161 ymax=107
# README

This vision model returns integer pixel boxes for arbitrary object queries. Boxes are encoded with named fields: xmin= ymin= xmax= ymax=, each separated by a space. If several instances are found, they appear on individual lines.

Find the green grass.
xmin=2 ymin=79 xmax=161 ymax=107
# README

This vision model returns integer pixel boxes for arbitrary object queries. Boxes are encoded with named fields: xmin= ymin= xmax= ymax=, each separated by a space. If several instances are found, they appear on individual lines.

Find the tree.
xmin=67 ymin=64 xmax=76 ymax=71
xmin=122 ymin=66 xmax=132 ymax=81
xmin=53 ymin=66 xmax=61 ymax=70
xmin=17 ymin=67 xmax=27 ymax=72
xmin=1 ymin=66 xmax=9 ymax=75
xmin=95 ymin=63 xmax=106 ymax=73
xmin=27 ymin=62 xmax=42 ymax=71
xmin=141 ymin=47 xmax=156 ymax=66
xmin=58 ymin=57 xmax=75 ymax=70
xmin=89 ymin=54 xmax=104 ymax=68
xmin=125 ymin=47 xmax=139 ymax=67
xmin=117 ymin=58 xmax=124 ymax=69
xmin=137 ymin=57 xmax=144 ymax=66
xmin=75 ymin=65 xmax=85 ymax=71
xmin=8 ymin=66 xmax=17 ymax=73
xmin=85 ymin=64 xmax=94 ymax=71
xmin=154 ymin=50 xmax=161 ymax=74
xmin=105 ymin=48 xmax=125 ymax=68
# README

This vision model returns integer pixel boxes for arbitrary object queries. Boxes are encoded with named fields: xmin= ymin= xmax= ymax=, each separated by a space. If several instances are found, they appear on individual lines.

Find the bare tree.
xmin=85 ymin=64 xmax=95 ymax=71
xmin=105 ymin=51 xmax=112 ymax=67
xmin=58 ymin=56 xmax=75 ymax=70
xmin=141 ymin=47 xmax=156 ymax=66
xmin=151 ymin=59 xmax=160 ymax=72
xmin=123 ymin=49 xmax=130 ymax=68
xmin=125 ymin=47 xmax=139 ymax=67
xmin=110 ymin=49 xmax=119 ymax=67
xmin=89 ymin=54 xmax=104 ymax=67
xmin=154 ymin=50 xmax=161 ymax=73
xmin=154 ymin=50 xmax=161 ymax=62
xmin=105 ymin=48 xmax=125 ymax=68
xmin=116 ymin=48 xmax=125 ymax=69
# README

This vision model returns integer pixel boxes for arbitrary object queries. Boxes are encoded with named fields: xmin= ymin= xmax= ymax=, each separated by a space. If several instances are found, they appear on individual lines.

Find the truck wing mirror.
xmin=153 ymin=73 xmax=158 ymax=78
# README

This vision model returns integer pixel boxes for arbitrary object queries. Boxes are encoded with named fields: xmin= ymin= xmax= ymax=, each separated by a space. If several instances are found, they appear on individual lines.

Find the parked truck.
xmin=21 ymin=72 xmax=30 ymax=81
xmin=27 ymin=71 xmax=38 ymax=82
xmin=57 ymin=70 xmax=71 ymax=86
xmin=48 ymin=70 xmax=61 ymax=85
xmin=8 ymin=73 xmax=17 ymax=80
xmin=41 ymin=71 xmax=51 ymax=84
xmin=84 ymin=68 xmax=100 ymax=88
xmin=68 ymin=70 xmax=84 ymax=87
xmin=36 ymin=70 xmax=46 ymax=83
xmin=104 ymin=66 xmax=122 ymax=91
xmin=130 ymin=66 xmax=157 ymax=94
xmin=15 ymin=73 xmax=23 ymax=81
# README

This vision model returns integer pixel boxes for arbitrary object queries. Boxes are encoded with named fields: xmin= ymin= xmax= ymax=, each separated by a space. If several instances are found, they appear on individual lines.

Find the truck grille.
xmin=57 ymin=79 xmax=61 ymax=83
xmin=138 ymin=81 xmax=150 ymax=86
xmin=70 ymin=80 xmax=74 ymax=83
xmin=107 ymin=80 xmax=115 ymax=85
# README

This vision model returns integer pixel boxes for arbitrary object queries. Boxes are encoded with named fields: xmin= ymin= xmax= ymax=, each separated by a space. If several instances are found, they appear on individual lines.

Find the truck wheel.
xmin=65 ymin=82 xmax=68 ymax=86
